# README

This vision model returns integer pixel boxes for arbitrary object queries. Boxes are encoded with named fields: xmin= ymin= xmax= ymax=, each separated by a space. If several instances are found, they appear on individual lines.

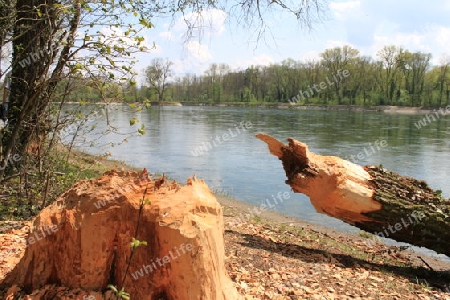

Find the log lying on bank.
xmin=256 ymin=133 xmax=450 ymax=257
xmin=0 ymin=169 xmax=241 ymax=300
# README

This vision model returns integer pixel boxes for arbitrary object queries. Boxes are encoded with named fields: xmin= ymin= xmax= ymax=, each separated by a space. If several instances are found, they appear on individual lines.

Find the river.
xmin=72 ymin=105 xmax=450 ymax=239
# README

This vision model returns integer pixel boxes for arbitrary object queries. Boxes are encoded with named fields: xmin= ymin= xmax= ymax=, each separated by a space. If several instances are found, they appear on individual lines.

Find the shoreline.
xmin=54 ymin=102 xmax=449 ymax=115
xmin=216 ymin=194 xmax=450 ymax=270
xmin=183 ymin=103 xmax=448 ymax=115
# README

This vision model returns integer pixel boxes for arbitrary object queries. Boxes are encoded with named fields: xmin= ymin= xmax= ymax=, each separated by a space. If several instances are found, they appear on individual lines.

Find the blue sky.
xmin=134 ymin=0 xmax=450 ymax=81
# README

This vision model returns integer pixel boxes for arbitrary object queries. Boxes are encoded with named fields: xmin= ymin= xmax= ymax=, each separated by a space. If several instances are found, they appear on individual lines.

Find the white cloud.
xmin=324 ymin=40 xmax=354 ymax=49
xmin=174 ymin=8 xmax=227 ymax=39
xmin=171 ymin=59 xmax=186 ymax=74
xmin=302 ymin=51 xmax=321 ymax=62
xmin=371 ymin=22 xmax=450 ymax=64
xmin=140 ymin=8 xmax=227 ymax=74
xmin=232 ymin=54 xmax=275 ymax=70
xmin=168 ymin=41 xmax=213 ymax=74
xmin=171 ymin=58 xmax=209 ymax=75
xmin=184 ymin=41 xmax=212 ymax=62
xmin=433 ymin=26 xmax=450 ymax=47
xmin=372 ymin=33 xmax=424 ymax=53
xmin=159 ymin=31 xmax=173 ymax=41
xmin=329 ymin=1 xmax=361 ymax=21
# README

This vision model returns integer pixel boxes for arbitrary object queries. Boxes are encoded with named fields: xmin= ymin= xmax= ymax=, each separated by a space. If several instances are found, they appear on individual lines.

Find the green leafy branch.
xmin=108 ymin=181 xmax=153 ymax=299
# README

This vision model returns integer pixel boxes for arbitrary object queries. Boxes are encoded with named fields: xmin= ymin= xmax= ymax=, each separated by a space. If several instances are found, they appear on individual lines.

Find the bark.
xmin=0 ymin=169 xmax=241 ymax=300
xmin=256 ymin=133 xmax=450 ymax=257
xmin=0 ymin=0 xmax=79 ymax=178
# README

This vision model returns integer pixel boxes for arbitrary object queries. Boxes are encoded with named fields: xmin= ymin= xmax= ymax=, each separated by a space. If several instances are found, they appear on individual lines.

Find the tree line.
xmin=140 ymin=45 xmax=448 ymax=107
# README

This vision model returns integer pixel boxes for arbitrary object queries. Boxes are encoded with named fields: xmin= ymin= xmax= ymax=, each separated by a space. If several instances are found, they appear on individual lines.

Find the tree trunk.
xmin=256 ymin=133 xmax=450 ymax=257
xmin=8 ymin=0 xmax=48 ymax=155
xmin=0 ymin=0 xmax=79 ymax=179
xmin=1 ymin=169 xmax=241 ymax=300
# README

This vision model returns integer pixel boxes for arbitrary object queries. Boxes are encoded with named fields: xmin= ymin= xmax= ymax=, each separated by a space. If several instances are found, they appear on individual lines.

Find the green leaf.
xmin=138 ymin=124 xmax=146 ymax=135
xmin=35 ymin=7 xmax=43 ymax=17
xmin=107 ymin=284 xmax=118 ymax=293
xmin=139 ymin=18 xmax=153 ymax=28
xmin=129 ymin=118 xmax=138 ymax=126
xmin=119 ymin=289 xmax=130 ymax=299
xmin=130 ymin=238 xmax=147 ymax=250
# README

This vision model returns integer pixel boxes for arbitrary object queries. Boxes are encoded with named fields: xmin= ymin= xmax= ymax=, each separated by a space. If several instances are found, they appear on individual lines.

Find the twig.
xmin=418 ymin=256 xmax=434 ymax=271
xmin=0 ymin=172 xmax=20 ymax=183
xmin=41 ymin=170 xmax=51 ymax=207
xmin=119 ymin=180 xmax=150 ymax=290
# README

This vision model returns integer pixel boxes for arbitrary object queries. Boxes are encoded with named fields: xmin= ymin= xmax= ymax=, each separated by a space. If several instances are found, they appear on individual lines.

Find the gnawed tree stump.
xmin=256 ymin=133 xmax=450 ymax=257
xmin=0 ymin=169 xmax=241 ymax=300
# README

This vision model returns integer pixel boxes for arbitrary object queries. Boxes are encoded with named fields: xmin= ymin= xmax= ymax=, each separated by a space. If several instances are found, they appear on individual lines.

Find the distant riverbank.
xmin=56 ymin=101 xmax=447 ymax=114
xmin=178 ymin=102 xmax=443 ymax=114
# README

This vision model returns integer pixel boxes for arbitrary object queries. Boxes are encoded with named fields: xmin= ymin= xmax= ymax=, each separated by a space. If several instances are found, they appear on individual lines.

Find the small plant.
xmin=210 ymin=186 xmax=233 ymax=198
xmin=435 ymin=190 xmax=443 ymax=198
xmin=107 ymin=284 xmax=130 ymax=300
xmin=358 ymin=230 xmax=373 ymax=239
xmin=107 ymin=183 xmax=153 ymax=300
xmin=252 ymin=216 xmax=262 ymax=223
xmin=130 ymin=237 xmax=147 ymax=250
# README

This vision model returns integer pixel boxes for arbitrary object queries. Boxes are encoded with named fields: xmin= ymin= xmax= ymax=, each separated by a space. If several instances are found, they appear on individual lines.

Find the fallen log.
xmin=0 ymin=169 xmax=241 ymax=300
xmin=256 ymin=133 xmax=450 ymax=257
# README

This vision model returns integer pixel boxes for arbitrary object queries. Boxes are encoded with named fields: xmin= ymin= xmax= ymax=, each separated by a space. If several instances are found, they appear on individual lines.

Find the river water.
xmin=73 ymin=105 xmax=449 ymax=242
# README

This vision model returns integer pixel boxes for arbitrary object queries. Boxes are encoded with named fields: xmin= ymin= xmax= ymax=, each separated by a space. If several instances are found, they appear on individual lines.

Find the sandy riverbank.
xmin=212 ymin=193 xmax=450 ymax=299
xmin=216 ymin=194 xmax=450 ymax=271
